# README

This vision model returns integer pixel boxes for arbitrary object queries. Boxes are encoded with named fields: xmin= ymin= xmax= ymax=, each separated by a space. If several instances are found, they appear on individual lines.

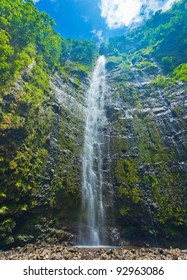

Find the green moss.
xmin=64 ymin=62 xmax=90 ymax=78
xmin=151 ymin=76 xmax=168 ymax=88
xmin=5 ymin=236 xmax=14 ymax=245
xmin=0 ymin=206 xmax=9 ymax=215
xmin=135 ymin=60 xmax=155 ymax=70
xmin=59 ymin=67 xmax=69 ymax=81
xmin=0 ymin=219 xmax=16 ymax=239
xmin=119 ymin=208 xmax=131 ymax=216
xmin=116 ymin=158 xmax=139 ymax=185
xmin=172 ymin=63 xmax=187 ymax=82
xmin=73 ymin=77 xmax=80 ymax=87
xmin=0 ymin=193 xmax=6 ymax=201
xmin=119 ymin=186 xmax=142 ymax=203
xmin=150 ymin=76 xmax=176 ymax=89
xmin=144 ymin=174 xmax=159 ymax=189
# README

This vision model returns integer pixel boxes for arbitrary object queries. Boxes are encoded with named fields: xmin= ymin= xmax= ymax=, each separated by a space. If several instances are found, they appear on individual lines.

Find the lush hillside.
xmin=0 ymin=0 xmax=97 ymax=248
xmin=101 ymin=0 xmax=187 ymax=79
xmin=0 ymin=0 xmax=98 ymax=86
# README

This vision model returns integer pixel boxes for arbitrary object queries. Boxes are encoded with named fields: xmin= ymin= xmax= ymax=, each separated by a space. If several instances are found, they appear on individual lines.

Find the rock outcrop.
xmin=106 ymin=61 xmax=187 ymax=247
xmin=0 ymin=56 xmax=187 ymax=249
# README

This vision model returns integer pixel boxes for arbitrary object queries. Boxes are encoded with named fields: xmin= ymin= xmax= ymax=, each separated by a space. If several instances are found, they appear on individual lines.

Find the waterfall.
xmin=78 ymin=55 xmax=107 ymax=246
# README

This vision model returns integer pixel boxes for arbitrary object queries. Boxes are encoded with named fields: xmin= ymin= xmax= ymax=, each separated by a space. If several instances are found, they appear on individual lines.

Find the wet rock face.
xmin=23 ymin=71 xmax=87 ymax=246
xmin=1 ymin=58 xmax=187 ymax=249
xmin=35 ymin=72 xmax=86 ymax=208
xmin=0 ymin=68 xmax=87 ymax=249
xmin=106 ymin=64 xmax=187 ymax=246
xmin=48 ymin=64 xmax=187 ymax=247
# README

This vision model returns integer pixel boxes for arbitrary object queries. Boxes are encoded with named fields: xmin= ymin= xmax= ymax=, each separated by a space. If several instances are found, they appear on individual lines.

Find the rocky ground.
xmin=0 ymin=243 xmax=187 ymax=260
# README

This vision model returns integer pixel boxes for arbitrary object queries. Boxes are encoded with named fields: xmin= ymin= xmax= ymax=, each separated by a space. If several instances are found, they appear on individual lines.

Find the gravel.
xmin=0 ymin=243 xmax=187 ymax=260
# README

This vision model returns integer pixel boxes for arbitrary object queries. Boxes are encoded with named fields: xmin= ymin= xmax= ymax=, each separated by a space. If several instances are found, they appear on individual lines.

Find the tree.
xmin=0 ymin=29 xmax=14 ymax=84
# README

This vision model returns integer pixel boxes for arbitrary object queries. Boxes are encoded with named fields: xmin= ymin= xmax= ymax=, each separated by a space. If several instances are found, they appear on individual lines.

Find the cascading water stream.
xmin=78 ymin=55 xmax=107 ymax=246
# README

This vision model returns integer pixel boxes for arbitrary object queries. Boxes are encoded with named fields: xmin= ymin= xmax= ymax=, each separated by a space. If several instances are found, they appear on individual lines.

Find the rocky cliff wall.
xmin=0 ymin=64 xmax=87 ymax=248
xmin=106 ymin=61 xmax=187 ymax=247
xmin=0 ymin=57 xmax=187 ymax=249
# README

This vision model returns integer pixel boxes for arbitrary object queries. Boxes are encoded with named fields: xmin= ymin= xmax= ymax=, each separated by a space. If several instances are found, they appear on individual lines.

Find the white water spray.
xmin=78 ymin=56 xmax=107 ymax=246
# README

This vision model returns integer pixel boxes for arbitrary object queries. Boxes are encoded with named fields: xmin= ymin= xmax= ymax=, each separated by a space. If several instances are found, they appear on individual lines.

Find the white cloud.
xmin=101 ymin=0 xmax=142 ymax=28
xmin=162 ymin=0 xmax=178 ymax=11
xmin=82 ymin=16 xmax=90 ymax=22
xmin=33 ymin=0 xmax=57 ymax=4
xmin=91 ymin=29 xmax=104 ymax=43
xmin=100 ymin=0 xmax=179 ymax=29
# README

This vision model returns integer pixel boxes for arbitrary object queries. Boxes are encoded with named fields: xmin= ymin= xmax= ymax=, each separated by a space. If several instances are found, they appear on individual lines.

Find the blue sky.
xmin=34 ymin=0 xmax=179 ymax=41
xmin=34 ymin=0 xmax=111 ymax=41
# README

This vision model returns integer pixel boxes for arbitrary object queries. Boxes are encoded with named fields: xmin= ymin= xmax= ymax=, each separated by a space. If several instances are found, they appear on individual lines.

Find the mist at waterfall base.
xmin=78 ymin=56 xmax=111 ymax=247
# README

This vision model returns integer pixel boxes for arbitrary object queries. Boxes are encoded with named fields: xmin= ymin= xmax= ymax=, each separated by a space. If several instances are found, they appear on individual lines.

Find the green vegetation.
xmin=61 ymin=39 xmax=97 ymax=66
xmin=150 ymin=76 xmax=169 ymax=88
xmin=102 ymin=0 xmax=187 ymax=80
xmin=0 ymin=0 xmax=61 ymax=86
xmin=0 ymin=0 xmax=97 ymax=247
xmin=172 ymin=63 xmax=187 ymax=82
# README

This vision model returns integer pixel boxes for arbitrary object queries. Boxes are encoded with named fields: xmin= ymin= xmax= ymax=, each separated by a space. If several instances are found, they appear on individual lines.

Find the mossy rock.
xmin=0 ymin=218 xmax=16 ymax=239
